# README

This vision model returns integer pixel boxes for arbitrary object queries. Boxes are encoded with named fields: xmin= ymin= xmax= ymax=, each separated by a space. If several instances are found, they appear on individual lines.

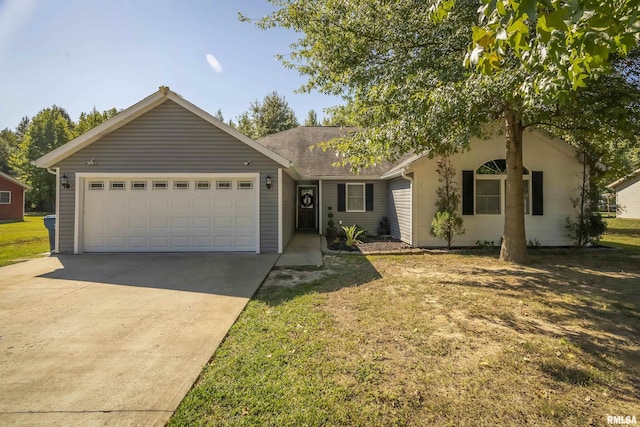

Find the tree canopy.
xmin=235 ymin=91 xmax=299 ymax=139
xmin=6 ymin=106 xmax=120 ymax=211
xmin=303 ymin=109 xmax=320 ymax=126
xmin=255 ymin=0 xmax=640 ymax=263
xmin=9 ymin=106 xmax=74 ymax=211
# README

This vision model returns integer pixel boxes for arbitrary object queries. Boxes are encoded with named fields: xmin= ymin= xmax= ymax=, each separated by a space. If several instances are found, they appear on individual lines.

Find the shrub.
xmin=342 ymin=224 xmax=365 ymax=247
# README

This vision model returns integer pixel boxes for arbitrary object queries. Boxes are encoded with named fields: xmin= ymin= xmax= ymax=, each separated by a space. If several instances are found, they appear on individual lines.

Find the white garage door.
xmin=82 ymin=176 xmax=258 ymax=252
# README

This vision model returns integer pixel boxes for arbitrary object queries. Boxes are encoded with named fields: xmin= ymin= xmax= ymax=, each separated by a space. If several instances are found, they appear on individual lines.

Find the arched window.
xmin=475 ymin=159 xmax=530 ymax=215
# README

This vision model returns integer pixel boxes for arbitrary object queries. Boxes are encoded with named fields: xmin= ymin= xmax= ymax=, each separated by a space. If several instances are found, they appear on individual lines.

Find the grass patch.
xmin=600 ymin=217 xmax=640 ymax=252
xmin=170 ymin=252 xmax=640 ymax=426
xmin=0 ymin=214 xmax=50 ymax=267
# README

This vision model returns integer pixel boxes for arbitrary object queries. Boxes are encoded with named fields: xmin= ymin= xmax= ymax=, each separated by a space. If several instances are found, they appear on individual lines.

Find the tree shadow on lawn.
xmin=254 ymin=254 xmax=382 ymax=306
xmin=254 ymin=250 xmax=640 ymax=400
xmin=442 ymin=249 xmax=640 ymax=400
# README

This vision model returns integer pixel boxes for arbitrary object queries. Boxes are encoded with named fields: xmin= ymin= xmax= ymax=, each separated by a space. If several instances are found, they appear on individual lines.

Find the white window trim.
xmin=109 ymin=181 xmax=126 ymax=190
xmin=173 ymin=180 xmax=190 ymax=190
xmin=216 ymin=180 xmax=232 ymax=190
xmin=152 ymin=180 xmax=168 ymax=190
xmin=131 ymin=181 xmax=148 ymax=190
xmin=475 ymin=174 xmax=530 ymax=215
xmin=346 ymin=183 xmax=366 ymax=213
xmin=0 ymin=190 xmax=10 ymax=204
xmin=88 ymin=181 xmax=104 ymax=190
xmin=195 ymin=181 xmax=210 ymax=190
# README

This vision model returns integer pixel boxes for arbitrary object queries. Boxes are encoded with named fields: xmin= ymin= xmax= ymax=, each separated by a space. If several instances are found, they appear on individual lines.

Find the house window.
xmin=0 ymin=191 xmax=10 ymax=204
xmin=152 ymin=181 xmax=168 ymax=190
xmin=475 ymin=159 xmax=530 ymax=215
xmin=89 ymin=181 xmax=104 ymax=190
xmin=132 ymin=181 xmax=147 ymax=190
xmin=476 ymin=180 xmax=502 ymax=214
xmin=174 ymin=181 xmax=190 ymax=190
xmin=346 ymin=183 xmax=365 ymax=212
xmin=216 ymin=181 xmax=232 ymax=190
xmin=196 ymin=181 xmax=210 ymax=190
xmin=238 ymin=181 xmax=253 ymax=189
xmin=110 ymin=181 xmax=125 ymax=190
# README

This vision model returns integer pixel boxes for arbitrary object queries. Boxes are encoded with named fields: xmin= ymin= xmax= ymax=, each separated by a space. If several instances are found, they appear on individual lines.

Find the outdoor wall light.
xmin=60 ymin=174 xmax=70 ymax=189
xmin=265 ymin=174 xmax=272 ymax=189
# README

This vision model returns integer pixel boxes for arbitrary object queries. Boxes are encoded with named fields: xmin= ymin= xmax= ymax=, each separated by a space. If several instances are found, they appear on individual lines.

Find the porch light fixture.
xmin=265 ymin=174 xmax=272 ymax=189
xmin=60 ymin=174 xmax=70 ymax=189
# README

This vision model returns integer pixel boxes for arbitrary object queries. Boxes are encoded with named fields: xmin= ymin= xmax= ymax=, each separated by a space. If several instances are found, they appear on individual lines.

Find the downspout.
xmin=401 ymin=170 xmax=414 ymax=247
xmin=46 ymin=167 xmax=60 ymax=253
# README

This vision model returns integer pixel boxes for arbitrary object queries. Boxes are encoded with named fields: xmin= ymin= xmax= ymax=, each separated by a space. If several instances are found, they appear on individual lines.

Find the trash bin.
xmin=43 ymin=215 xmax=56 ymax=252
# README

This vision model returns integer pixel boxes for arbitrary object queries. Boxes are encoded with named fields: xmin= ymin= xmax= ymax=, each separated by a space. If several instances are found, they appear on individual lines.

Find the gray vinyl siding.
xmin=55 ymin=100 xmax=282 ymax=253
xmin=281 ymin=172 xmax=296 ymax=249
xmin=321 ymin=180 xmax=387 ymax=235
xmin=387 ymin=176 xmax=412 ymax=244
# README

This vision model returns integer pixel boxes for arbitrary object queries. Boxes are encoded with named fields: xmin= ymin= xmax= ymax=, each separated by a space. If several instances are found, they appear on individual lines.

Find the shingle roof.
xmin=257 ymin=127 xmax=406 ymax=178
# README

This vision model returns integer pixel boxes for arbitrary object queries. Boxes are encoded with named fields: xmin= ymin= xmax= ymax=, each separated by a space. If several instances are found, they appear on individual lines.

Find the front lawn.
xmin=170 ymin=251 xmax=640 ymax=426
xmin=601 ymin=217 xmax=640 ymax=252
xmin=0 ymin=214 xmax=51 ymax=267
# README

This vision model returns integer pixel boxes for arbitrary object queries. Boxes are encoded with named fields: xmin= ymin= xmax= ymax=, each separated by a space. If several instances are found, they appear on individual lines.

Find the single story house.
xmin=0 ymin=171 xmax=31 ymax=221
xmin=35 ymin=86 xmax=582 ymax=254
xmin=607 ymin=168 xmax=640 ymax=219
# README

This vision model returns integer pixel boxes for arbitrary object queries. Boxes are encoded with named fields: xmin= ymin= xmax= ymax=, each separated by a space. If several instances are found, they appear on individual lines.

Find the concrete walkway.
xmin=0 ymin=253 xmax=277 ymax=426
xmin=276 ymin=233 xmax=323 ymax=267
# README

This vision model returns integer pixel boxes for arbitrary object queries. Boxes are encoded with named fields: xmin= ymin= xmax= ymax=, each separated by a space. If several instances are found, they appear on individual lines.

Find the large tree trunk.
xmin=500 ymin=111 xmax=528 ymax=264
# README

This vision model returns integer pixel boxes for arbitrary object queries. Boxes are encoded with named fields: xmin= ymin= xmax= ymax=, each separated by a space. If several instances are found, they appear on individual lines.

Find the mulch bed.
xmin=327 ymin=236 xmax=413 ymax=254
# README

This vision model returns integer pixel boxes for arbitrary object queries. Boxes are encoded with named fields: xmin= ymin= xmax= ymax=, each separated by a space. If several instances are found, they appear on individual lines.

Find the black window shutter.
xmin=337 ymin=183 xmax=346 ymax=212
xmin=532 ymin=171 xmax=543 ymax=215
xmin=462 ymin=170 xmax=474 ymax=215
xmin=365 ymin=183 xmax=374 ymax=211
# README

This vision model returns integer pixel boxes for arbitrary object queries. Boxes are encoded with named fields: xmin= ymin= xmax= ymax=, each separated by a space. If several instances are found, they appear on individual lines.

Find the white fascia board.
xmin=303 ymin=175 xmax=384 ymax=181
xmin=607 ymin=168 xmax=640 ymax=190
xmin=74 ymin=172 xmax=261 ymax=178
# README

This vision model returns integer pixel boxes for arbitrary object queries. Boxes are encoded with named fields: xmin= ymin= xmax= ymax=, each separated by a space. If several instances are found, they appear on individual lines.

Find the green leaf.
xmin=517 ymin=0 xmax=538 ymax=20
xmin=545 ymin=9 xmax=568 ymax=31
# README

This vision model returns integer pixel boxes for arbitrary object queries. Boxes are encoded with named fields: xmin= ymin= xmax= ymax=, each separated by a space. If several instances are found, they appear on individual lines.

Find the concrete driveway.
xmin=0 ymin=253 xmax=278 ymax=426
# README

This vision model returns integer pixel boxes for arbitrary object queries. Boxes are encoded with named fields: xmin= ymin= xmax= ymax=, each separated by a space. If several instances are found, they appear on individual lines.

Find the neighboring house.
xmin=607 ymin=168 xmax=640 ymax=219
xmin=0 ymin=171 xmax=30 ymax=221
xmin=35 ymin=86 xmax=582 ymax=254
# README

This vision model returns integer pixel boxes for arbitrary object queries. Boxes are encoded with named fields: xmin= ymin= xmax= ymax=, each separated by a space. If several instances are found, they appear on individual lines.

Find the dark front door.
xmin=298 ymin=187 xmax=316 ymax=229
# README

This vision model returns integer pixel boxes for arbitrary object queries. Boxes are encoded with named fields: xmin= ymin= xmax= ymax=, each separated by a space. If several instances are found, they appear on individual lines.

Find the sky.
xmin=0 ymin=0 xmax=343 ymax=131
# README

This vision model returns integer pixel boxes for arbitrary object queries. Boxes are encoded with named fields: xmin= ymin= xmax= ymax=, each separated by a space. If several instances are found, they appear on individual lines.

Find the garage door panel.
xmin=171 ymin=217 xmax=190 ymax=228
xmin=150 ymin=217 xmax=169 ymax=229
xmin=149 ymin=236 xmax=170 ymax=248
xmin=171 ymin=236 xmax=191 ymax=248
xmin=83 ymin=177 xmax=257 ymax=252
xmin=236 ymin=236 xmax=256 ymax=250
xmin=128 ymin=218 xmax=147 ymax=229
xmin=193 ymin=199 xmax=211 ymax=209
xmin=129 ymin=237 xmax=148 ymax=248
xmin=106 ymin=236 xmax=126 ymax=248
xmin=192 ymin=217 xmax=211 ymax=228
xmin=193 ymin=236 xmax=212 ymax=248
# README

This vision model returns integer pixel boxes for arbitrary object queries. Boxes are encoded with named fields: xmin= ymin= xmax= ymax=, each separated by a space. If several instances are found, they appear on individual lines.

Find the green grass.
xmin=170 ymin=253 xmax=640 ymax=426
xmin=0 ymin=214 xmax=51 ymax=267
xmin=600 ymin=217 xmax=640 ymax=251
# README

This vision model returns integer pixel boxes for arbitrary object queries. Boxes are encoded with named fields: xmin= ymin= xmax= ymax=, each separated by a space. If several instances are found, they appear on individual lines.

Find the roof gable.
xmin=35 ymin=86 xmax=291 ymax=169
xmin=608 ymin=168 xmax=640 ymax=190
xmin=0 ymin=171 xmax=31 ymax=189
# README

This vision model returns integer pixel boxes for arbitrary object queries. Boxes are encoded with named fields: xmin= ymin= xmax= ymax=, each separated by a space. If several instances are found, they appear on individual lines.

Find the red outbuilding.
xmin=0 ymin=171 xmax=30 ymax=221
